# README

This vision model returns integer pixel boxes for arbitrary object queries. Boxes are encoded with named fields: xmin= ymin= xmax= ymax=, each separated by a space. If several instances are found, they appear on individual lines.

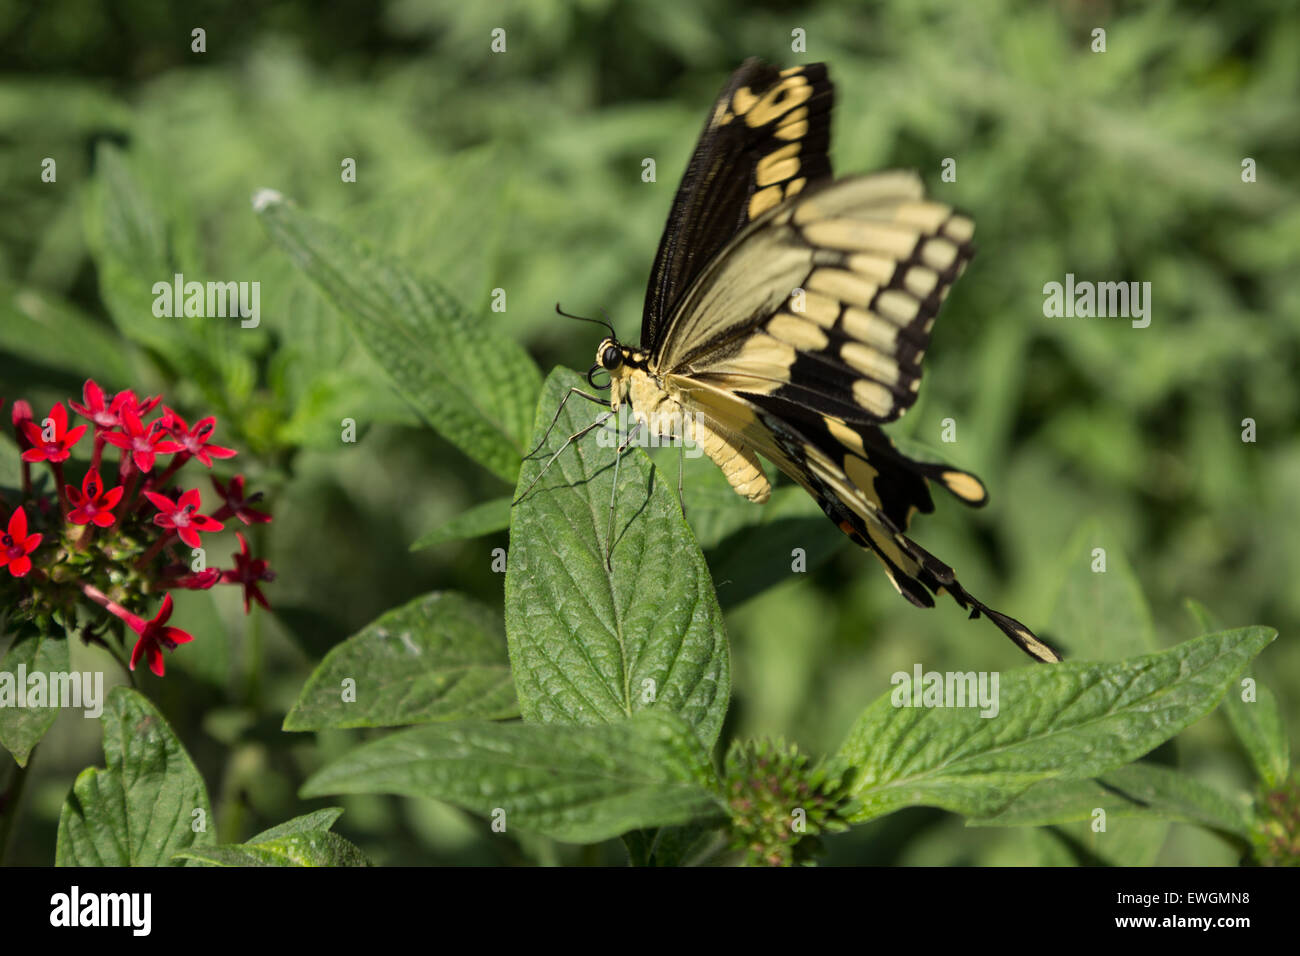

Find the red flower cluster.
xmin=2 ymin=381 xmax=275 ymax=677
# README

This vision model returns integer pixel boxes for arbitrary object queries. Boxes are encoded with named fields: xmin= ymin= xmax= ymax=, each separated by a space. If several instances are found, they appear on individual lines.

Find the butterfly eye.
xmin=601 ymin=345 xmax=623 ymax=370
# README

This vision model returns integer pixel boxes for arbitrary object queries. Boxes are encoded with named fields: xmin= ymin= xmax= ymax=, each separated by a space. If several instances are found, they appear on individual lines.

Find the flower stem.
xmin=135 ymin=530 xmax=176 ymax=570
xmin=50 ymin=461 xmax=67 ymax=517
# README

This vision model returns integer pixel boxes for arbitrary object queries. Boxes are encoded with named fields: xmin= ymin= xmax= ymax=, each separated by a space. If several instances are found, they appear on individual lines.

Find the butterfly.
xmin=543 ymin=59 xmax=1059 ymax=663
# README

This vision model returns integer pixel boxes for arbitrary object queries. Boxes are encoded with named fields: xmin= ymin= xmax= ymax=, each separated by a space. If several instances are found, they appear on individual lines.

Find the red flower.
xmin=0 ymin=508 xmax=42 ymax=578
xmin=160 ymin=410 xmax=236 ymax=468
xmin=160 ymin=567 xmax=221 ymax=590
xmin=125 ymin=594 xmax=194 ymax=677
xmin=11 ymin=400 xmax=32 ymax=451
xmin=68 ymin=380 xmax=161 ymax=430
xmin=21 ymin=402 xmax=87 ymax=463
xmin=211 ymin=475 xmax=271 ymax=525
xmin=221 ymin=532 xmax=275 ymax=613
xmin=144 ymin=488 xmax=224 ymax=549
xmin=102 ymin=406 xmax=182 ymax=472
xmin=66 ymin=468 xmax=124 ymax=527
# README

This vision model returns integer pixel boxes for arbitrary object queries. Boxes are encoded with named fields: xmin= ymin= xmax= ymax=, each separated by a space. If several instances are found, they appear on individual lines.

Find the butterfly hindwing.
xmin=642 ymin=59 xmax=834 ymax=352
xmin=661 ymin=376 xmax=1058 ymax=662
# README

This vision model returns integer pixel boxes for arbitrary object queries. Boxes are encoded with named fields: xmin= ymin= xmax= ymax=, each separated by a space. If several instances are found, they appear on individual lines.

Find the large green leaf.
xmin=56 ymin=688 xmax=213 ymax=866
xmin=837 ymin=627 xmax=1276 ymax=823
xmin=505 ymin=369 xmax=730 ymax=746
xmin=256 ymin=190 xmax=540 ymax=482
xmin=0 ymin=629 xmax=71 ymax=767
xmin=284 ymin=592 xmax=518 ymax=730
xmin=969 ymin=762 xmax=1252 ymax=838
xmin=300 ymin=711 xmax=724 ymax=844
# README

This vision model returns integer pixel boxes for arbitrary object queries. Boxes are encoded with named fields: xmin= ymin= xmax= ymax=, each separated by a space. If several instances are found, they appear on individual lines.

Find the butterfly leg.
xmin=677 ymin=440 xmax=687 ymax=519
xmin=605 ymin=419 xmax=643 ymax=571
xmin=513 ymin=411 xmax=613 ymax=506
xmin=522 ymin=387 xmax=609 ymax=460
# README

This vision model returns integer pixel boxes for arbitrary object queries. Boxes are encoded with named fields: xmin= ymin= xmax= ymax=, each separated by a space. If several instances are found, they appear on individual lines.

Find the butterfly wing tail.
xmin=834 ymin=510 xmax=1061 ymax=663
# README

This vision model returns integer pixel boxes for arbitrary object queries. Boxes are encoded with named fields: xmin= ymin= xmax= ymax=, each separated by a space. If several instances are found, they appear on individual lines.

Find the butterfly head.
xmin=589 ymin=338 xmax=648 ymax=403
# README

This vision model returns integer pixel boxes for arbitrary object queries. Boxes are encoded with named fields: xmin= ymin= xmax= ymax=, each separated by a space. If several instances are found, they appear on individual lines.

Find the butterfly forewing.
xmin=652 ymin=171 xmax=975 ymax=428
xmin=642 ymin=60 xmax=834 ymax=351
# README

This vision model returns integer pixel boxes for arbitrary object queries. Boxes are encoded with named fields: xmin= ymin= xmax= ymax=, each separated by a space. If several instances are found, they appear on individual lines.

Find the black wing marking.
xmin=642 ymin=59 xmax=834 ymax=353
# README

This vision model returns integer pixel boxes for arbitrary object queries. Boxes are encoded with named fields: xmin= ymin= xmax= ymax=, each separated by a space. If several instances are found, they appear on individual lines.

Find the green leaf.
xmin=174 ymin=830 xmax=369 ymax=867
xmin=300 ymin=711 xmax=724 ymax=844
xmin=0 ymin=283 xmax=134 ymax=385
xmin=410 ymin=496 xmax=511 ymax=551
xmin=969 ymin=762 xmax=1252 ymax=838
xmin=1049 ymin=521 xmax=1156 ymax=658
xmin=249 ymin=808 xmax=345 ymax=842
xmin=255 ymin=190 xmax=540 ymax=482
xmin=0 ymin=629 xmax=71 ymax=767
xmin=837 ymin=627 xmax=1276 ymax=823
xmin=1222 ymin=679 xmax=1290 ymax=788
xmin=56 ymin=688 xmax=213 ymax=866
xmin=1183 ymin=600 xmax=1288 ymax=786
xmin=83 ymin=144 xmax=194 ymax=358
xmin=505 ymin=368 xmax=730 ymax=746
xmin=283 ymin=592 xmax=519 ymax=731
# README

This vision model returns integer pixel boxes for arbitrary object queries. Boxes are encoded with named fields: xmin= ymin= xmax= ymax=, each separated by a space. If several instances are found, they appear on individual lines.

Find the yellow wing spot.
xmin=784 ymin=176 xmax=807 ymax=196
xmin=843 ymin=453 xmax=881 ymax=494
xmin=942 ymin=215 xmax=975 ymax=243
xmin=799 ymin=289 xmax=842 ymax=328
xmin=711 ymin=102 xmax=734 ymax=127
xmin=852 ymin=379 xmax=895 ymax=416
xmin=777 ymin=105 xmax=808 ymax=128
xmin=774 ymin=119 xmax=809 ymax=141
xmin=827 ymin=419 xmax=866 ymax=455
xmin=841 ymin=306 xmax=899 ymax=351
xmin=731 ymin=85 xmax=758 ymax=114
xmin=755 ymin=142 xmax=802 ymax=187
xmin=841 ymin=342 xmax=900 ymax=385
xmin=940 ymin=470 xmax=987 ymax=503
xmin=745 ymin=76 xmax=812 ymax=127
xmin=804 ymin=219 xmax=920 ymax=258
xmin=903 ymin=266 xmax=940 ymax=299
xmin=807 ymin=268 xmax=879 ymax=307
xmin=893 ymin=200 xmax=952 ymax=232
xmin=767 ymin=312 xmax=830 ymax=351
xmin=874 ymin=289 xmax=921 ymax=325
xmin=920 ymin=236 xmax=960 ymax=271
xmin=748 ymin=185 xmax=784 ymax=219
xmin=846 ymin=252 xmax=898 ymax=284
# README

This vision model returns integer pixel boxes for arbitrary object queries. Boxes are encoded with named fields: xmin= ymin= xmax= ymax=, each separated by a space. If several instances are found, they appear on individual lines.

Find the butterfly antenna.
xmin=556 ymin=303 xmax=617 ymax=340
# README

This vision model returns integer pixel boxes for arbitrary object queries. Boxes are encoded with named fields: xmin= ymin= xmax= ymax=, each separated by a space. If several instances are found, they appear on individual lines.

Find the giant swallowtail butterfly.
xmin=556 ymin=59 xmax=1058 ymax=663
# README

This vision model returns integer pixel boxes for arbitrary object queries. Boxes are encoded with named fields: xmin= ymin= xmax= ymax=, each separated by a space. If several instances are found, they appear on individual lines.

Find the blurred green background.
xmin=1 ymin=0 xmax=1297 ymax=865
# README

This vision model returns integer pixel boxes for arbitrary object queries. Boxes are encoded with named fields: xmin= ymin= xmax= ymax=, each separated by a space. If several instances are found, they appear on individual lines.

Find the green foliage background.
xmin=1 ymin=0 xmax=1297 ymax=864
